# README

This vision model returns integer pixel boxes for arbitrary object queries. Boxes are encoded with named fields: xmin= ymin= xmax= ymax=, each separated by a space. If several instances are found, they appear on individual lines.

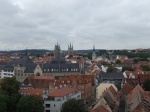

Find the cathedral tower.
xmin=54 ymin=43 xmax=61 ymax=58
xmin=92 ymin=45 xmax=96 ymax=61
xmin=67 ymin=43 xmax=74 ymax=56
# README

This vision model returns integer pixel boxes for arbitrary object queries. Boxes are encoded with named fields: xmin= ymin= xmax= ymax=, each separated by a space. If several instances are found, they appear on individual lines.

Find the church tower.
xmin=54 ymin=43 xmax=61 ymax=58
xmin=67 ymin=43 xmax=74 ymax=56
xmin=92 ymin=45 xmax=96 ymax=61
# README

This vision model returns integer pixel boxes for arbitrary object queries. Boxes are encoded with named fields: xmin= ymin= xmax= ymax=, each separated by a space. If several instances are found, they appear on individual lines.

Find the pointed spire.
xmin=93 ymin=45 xmax=95 ymax=52
xmin=70 ymin=42 xmax=71 ymax=47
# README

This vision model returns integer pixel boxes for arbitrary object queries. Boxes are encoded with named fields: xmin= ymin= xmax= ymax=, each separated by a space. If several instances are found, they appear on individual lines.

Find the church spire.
xmin=93 ymin=45 xmax=95 ymax=52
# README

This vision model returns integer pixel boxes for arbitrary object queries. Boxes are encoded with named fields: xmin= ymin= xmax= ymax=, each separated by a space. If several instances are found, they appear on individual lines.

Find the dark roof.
xmin=99 ymin=71 xmax=124 ymax=79
xmin=24 ymin=64 xmax=36 ymax=73
xmin=51 ymin=57 xmax=66 ymax=63
xmin=41 ymin=57 xmax=80 ymax=73
xmin=3 ymin=65 xmax=14 ymax=71
xmin=0 ymin=62 xmax=7 ymax=67
xmin=8 ymin=56 xmax=33 ymax=67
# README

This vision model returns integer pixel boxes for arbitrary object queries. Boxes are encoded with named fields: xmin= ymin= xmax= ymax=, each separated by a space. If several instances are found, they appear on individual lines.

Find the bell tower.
xmin=92 ymin=45 xmax=96 ymax=61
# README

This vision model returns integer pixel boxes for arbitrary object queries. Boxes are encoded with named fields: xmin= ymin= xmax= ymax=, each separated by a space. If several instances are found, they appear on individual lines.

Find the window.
xmin=45 ymin=110 xmax=50 ymax=112
xmin=54 ymin=104 xmax=55 ymax=107
xmin=45 ymin=104 xmax=50 ymax=107
xmin=77 ymin=95 xmax=80 ymax=98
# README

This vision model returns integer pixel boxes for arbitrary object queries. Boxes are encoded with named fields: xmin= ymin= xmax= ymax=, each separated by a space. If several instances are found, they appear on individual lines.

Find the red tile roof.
xmin=89 ymin=105 xmax=109 ymax=112
xmin=23 ymin=75 xmax=55 ymax=89
xmin=121 ymin=83 xmax=134 ymax=96
xmin=47 ymin=87 xmax=78 ymax=97
xmin=19 ymin=88 xmax=43 ymax=96
xmin=138 ymin=75 xmax=150 ymax=83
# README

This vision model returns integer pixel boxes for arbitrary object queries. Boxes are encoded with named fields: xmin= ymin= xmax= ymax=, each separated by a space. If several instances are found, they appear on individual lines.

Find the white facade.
xmin=44 ymin=90 xmax=81 ymax=112
xmin=0 ymin=70 xmax=14 ymax=78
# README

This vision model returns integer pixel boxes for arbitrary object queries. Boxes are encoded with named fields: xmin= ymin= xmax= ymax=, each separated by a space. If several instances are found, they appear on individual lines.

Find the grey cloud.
xmin=0 ymin=0 xmax=150 ymax=50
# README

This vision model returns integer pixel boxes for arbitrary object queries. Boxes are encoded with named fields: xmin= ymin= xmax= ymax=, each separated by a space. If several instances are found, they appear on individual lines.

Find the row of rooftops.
xmin=0 ymin=56 xmax=80 ymax=74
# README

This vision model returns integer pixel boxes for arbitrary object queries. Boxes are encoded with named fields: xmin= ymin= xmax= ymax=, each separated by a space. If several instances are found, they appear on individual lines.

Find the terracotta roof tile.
xmin=19 ymin=88 xmax=43 ymax=96
xmin=121 ymin=83 xmax=134 ymax=95
xmin=47 ymin=87 xmax=78 ymax=97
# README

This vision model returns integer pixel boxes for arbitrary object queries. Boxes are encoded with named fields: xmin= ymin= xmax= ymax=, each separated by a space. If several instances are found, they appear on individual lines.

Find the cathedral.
xmin=67 ymin=43 xmax=74 ymax=56
xmin=54 ymin=43 xmax=61 ymax=58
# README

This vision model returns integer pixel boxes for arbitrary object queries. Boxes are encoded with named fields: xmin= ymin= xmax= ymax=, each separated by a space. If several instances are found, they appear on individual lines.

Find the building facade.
xmin=44 ymin=87 xmax=81 ymax=112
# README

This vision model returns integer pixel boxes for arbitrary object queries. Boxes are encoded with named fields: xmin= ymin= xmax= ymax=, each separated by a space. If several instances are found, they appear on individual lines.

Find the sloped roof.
xmin=47 ymin=87 xmax=78 ymax=97
xmin=99 ymin=71 xmax=124 ymax=79
xmin=138 ymin=75 xmax=150 ymax=83
xmin=9 ymin=56 xmax=34 ymax=67
xmin=121 ymin=83 xmax=133 ymax=96
xmin=24 ymin=64 xmax=36 ymax=73
xmin=19 ymin=88 xmax=43 ymax=96
xmin=23 ymin=76 xmax=55 ymax=89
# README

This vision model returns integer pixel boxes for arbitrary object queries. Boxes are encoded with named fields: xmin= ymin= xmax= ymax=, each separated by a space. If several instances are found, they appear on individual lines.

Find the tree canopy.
xmin=0 ymin=77 xmax=21 ymax=112
xmin=122 ymin=66 xmax=134 ymax=72
xmin=107 ymin=66 xmax=114 ymax=73
xmin=17 ymin=95 xmax=44 ymax=112
xmin=143 ymin=79 xmax=150 ymax=91
xmin=0 ymin=77 xmax=20 ymax=96
xmin=115 ymin=59 xmax=121 ymax=64
xmin=141 ymin=65 xmax=150 ymax=71
xmin=61 ymin=98 xmax=85 ymax=112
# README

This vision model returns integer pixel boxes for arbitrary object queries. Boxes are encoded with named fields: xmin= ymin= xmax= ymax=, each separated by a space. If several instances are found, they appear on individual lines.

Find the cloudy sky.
xmin=0 ymin=0 xmax=150 ymax=50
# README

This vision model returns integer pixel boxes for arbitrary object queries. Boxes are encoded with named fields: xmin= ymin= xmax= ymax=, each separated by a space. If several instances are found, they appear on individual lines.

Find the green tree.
xmin=115 ymin=59 xmax=121 ymax=64
xmin=143 ymin=79 xmax=150 ymax=91
xmin=0 ymin=77 xmax=21 ymax=112
xmin=61 ymin=99 xmax=85 ymax=112
xmin=0 ymin=94 xmax=9 ymax=112
xmin=107 ymin=66 xmax=114 ymax=73
xmin=141 ymin=65 xmax=150 ymax=71
xmin=133 ymin=59 xmax=138 ymax=64
xmin=17 ymin=95 xmax=44 ymax=112
xmin=0 ymin=77 xmax=20 ymax=96
xmin=122 ymin=66 xmax=134 ymax=72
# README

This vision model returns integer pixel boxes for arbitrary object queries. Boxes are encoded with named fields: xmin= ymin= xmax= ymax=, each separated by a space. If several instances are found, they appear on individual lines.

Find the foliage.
xmin=0 ymin=77 xmax=21 ymax=112
xmin=115 ymin=59 xmax=121 ymax=64
xmin=141 ymin=65 xmax=150 ymax=71
xmin=79 ymin=53 xmax=92 ymax=59
xmin=133 ymin=59 xmax=138 ymax=64
xmin=17 ymin=95 xmax=44 ymax=112
xmin=0 ymin=77 xmax=20 ymax=96
xmin=122 ymin=66 xmax=134 ymax=72
xmin=113 ymin=50 xmax=150 ymax=58
xmin=143 ymin=79 xmax=150 ymax=91
xmin=0 ymin=94 xmax=9 ymax=112
xmin=107 ymin=66 xmax=114 ymax=73
xmin=61 ymin=98 xmax=85 ymax=112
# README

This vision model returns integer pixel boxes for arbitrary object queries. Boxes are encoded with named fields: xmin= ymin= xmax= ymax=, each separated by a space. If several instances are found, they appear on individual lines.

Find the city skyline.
xmin=0 ymin=0 xmax=150 ymax=50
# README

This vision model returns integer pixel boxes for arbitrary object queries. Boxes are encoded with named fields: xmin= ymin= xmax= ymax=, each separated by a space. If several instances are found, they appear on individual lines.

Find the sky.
xmin=0 ymin=0 xmax=150 ymax=50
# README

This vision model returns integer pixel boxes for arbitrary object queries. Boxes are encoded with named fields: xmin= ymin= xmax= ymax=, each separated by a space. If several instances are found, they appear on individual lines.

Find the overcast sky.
xmin=0 ymin=0 xmax=150 ymax=50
